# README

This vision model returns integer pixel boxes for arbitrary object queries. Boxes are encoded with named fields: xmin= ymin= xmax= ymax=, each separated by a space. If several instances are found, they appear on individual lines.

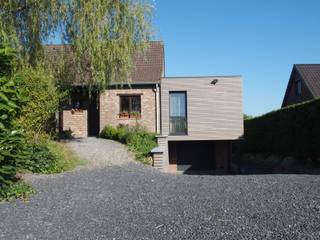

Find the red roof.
xmin=46 ymin=41 xmax=164 ymax=85
xmin=294 ymin=64 xmax=320 ymax=97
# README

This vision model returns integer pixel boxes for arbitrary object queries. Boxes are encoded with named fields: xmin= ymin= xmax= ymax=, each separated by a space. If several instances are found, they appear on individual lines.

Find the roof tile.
xmin=46 ymin=41 xmax=164 ymax=84
xmin=295 ymin=64 xmax=320 ymax=97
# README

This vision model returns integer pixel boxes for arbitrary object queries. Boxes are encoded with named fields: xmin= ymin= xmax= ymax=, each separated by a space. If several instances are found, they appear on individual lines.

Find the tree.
xmin=244 ymin=114 xmax=253 ymax=120
xmin=0 ymin=0 xmax=154 ymax=89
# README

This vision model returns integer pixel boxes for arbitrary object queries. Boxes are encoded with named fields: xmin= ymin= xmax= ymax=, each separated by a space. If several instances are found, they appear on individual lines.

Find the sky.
xmin=152 ymin=0 xmax=320 ymax=116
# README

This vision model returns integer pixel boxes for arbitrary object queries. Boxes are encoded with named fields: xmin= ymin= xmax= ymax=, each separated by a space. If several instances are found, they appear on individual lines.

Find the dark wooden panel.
xmin=169 ymin=141 xmax=216 ymax=170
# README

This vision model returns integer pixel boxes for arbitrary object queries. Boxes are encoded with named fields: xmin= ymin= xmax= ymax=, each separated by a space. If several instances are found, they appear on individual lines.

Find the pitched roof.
xmin=294 ymin=64 xmax=320 ymax=97
xmin=131 ymin=41 xmax=164 ymax=83
xmin=46 ymin=41 xmax=164 ymax=85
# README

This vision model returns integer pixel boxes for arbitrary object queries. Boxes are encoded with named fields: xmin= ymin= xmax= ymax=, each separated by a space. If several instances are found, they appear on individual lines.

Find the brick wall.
xmin=100 ymin=88 xmax=157 ymax=132
xmin=62 ymin=110 xmax=88 ymax=138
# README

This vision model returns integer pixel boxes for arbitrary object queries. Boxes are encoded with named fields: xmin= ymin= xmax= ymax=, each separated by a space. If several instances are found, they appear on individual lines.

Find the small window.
xmin=119 ymin=95 xmax=141 ymax=118
xmin=295 ymin=79 xmax=302 ymax=96
xmin=169 ymin=91 xmax=187 ymax=135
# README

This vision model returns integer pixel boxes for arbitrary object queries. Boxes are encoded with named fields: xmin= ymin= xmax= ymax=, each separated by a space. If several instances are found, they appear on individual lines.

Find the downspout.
xmin=153 ymin=83 xmax=161 ymax=134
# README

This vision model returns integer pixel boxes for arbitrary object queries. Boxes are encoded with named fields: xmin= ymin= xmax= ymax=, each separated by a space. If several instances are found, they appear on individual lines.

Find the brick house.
xmin=54 ymin=42 xmax=164 ymax=137
xmin=282 ymin=64 xmax=320 ymax=107
xmin=53 ymin=41 xmax=243 ymax=172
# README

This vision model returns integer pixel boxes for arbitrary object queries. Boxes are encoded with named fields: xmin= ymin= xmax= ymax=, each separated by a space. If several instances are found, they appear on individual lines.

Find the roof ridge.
xmin=163 ymin=75 xmax=242 ymax=78
xmin=294 ymin=63 xmax=320 ymax=66
xmin=45 ymin=41 xmax=163 ymax=47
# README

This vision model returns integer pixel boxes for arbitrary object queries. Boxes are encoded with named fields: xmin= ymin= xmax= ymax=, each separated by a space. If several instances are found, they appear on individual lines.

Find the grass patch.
xmin=0 ymin=181 xmax=35 ymax=202
xmin=48 ymin=141 xmax=87 ymax=172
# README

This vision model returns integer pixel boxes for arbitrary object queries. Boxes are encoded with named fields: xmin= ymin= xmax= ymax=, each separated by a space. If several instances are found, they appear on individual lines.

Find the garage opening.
xmin=168 ymin=141 xmax=231 ymax=173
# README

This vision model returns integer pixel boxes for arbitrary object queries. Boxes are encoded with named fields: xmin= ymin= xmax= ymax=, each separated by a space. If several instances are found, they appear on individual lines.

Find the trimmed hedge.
xmin=239 ymin=98 xmax=320 ymax=159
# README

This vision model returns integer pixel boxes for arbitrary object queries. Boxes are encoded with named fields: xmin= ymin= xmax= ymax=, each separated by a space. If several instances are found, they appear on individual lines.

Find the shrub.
xmin=0 ymin=43 xmax=28 ymax=188
xmin=13 ymin=66 xmax=62 ymax=138
xmin=237 ymin=98 xmax=320 ymax=160
xmin=100 ymin=124 xmax=157 ymax=164
xmin=0 ymin=181 xmax=34 ymax=202
xmin=0 ymin=130 xmax=30 ymax=187
xmin=125 ymin=125 xmax=157 ymax=164
xmin=21 ymin=141 xmax=57 ymax=174
xmin=100 ymin=125 xmax=118 ymax=140
xmin=20 ymin=140 xmax=85 ymax=174
xmin=57 ymin=129 xmax=74 ymax=139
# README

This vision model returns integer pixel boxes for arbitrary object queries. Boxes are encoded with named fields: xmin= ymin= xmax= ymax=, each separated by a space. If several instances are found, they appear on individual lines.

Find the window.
xmin=295 ymin=79 xmax=302 ymax=96
xmin=169 ymin=92 xmax=187 ymax=135
xmin=119 ymin=95 xmax=141 ymax=118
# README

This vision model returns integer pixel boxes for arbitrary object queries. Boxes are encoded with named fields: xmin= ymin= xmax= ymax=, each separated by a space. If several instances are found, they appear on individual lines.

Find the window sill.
xmin=169 ymin=133 xmax=188 ymax=136
xmin=118 ymin=117 xmax=141 ymax=120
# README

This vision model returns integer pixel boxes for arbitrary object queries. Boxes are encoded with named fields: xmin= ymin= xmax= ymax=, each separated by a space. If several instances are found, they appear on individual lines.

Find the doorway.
xmin=169 ymin=141 xmax=216 ymax=172
xmin=87 ymin=92 xmax=100 ymax=136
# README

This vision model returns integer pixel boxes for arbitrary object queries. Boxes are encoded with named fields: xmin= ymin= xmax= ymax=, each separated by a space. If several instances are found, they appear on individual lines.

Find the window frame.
xmin=119 ymin=94 xmax=142 ymax=118
xmin=169 ymin=91 xmax=188 ymax=136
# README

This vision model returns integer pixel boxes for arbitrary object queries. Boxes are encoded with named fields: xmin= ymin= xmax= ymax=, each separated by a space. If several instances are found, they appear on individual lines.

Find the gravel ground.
xmin=1 ymin=138 xmax=320 ymax=240
xmin=65 ymin=137 xmax=136 ymax=169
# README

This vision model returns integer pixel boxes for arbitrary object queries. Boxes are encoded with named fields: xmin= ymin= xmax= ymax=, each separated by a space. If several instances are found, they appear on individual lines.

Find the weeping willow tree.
xmin=0 ymin=0 xmax=154 ymax=89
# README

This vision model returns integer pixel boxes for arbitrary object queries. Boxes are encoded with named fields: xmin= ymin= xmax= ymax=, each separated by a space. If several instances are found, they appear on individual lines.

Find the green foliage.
xmin=243 ymin=114 xmax=252 ymax=120
xmin=0 ymin=181 xmax=35 ymax=202
xmin=20 ymin=141 xmax=57 ymax=174
xmin=57 ymin=130 xmax=74 ymax=140
xmin=0 ymin=42 xmax=27 ymax=188
xmin=48 ymin=141 xmax=86 ymax=172
xmin=13 ymin=67 xmax=62 ymax=137
xmin=238 ymin=98 xmax=320 ymax=160
xmin=0 ymin=30 xmax=83 ymax=201
xmin=20 ymin=140 xmax=85 ymax=174
xmin=100 ymin=125 xmax=120 ymax=141
xmin=0 ymin=41 xmax=17 ymax=77
xmin=0 ymin=46 xmax=21 ymax=130
xmin=126 ymin=125 xmax=157 ymax=164
xmin=1 ymin=0 xmax=154 ymax=89
xmin=0 ymin=130 xmax=30 ymax=186
xmin=100 ymin=124 xmax=157 ymax=164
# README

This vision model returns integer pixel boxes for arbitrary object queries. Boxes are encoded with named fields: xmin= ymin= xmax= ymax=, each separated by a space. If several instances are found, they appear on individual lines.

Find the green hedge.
xmin=239 ymin=98 xmax=320 ymax=159
xmin=100 ymin=125 xmax=157 ymax=164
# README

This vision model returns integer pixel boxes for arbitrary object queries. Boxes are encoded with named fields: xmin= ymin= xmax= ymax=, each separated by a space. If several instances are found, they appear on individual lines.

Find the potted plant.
xmin=119 ymin=111 xmax=129 ymax=118
xmin=129 ymin=111 xmax=141 ymax=119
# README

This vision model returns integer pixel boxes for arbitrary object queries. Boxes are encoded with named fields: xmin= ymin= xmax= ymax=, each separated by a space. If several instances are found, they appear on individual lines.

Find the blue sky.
xmin=153 ymin=0 xmax=320 ymax=116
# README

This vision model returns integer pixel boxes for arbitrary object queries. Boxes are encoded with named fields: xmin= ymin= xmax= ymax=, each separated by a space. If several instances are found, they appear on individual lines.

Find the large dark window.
xmin=119 ymin=95 xmax=141 ymax=117
xmin=169 ymin=92 xmax=187 ymax=135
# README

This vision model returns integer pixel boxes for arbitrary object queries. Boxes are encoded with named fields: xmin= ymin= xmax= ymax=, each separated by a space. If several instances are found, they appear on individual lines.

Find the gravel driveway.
xmin=1 ymin=138 xmax=320 ymax=240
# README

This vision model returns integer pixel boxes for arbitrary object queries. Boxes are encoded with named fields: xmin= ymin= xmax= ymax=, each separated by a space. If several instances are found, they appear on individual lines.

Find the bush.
xmin=20 ymin=141 xmax=57 ymax=174
xmin=237 ymin=98 xmax=320 ymax=160
xmin=100 ymin=124 xmax=157 ymax=164
xmin=20 ymin=140 xmax=85 ymax=174
xmin=0 ymin=34 xmax=80 ymax=201
xmin=57 ymin=129 xmax=74 ymax=139
xmin=13 ymin=66 xmax=62 ymax=138
xmin=0 ymin=130 xmax=30 ymax=187
xmin=0 ymin=43 xmax=28 ymax=188
xmin=100 ymin=125 xmax=119 ymax=141
xmin=0 ymin=181 xmax=34 ymax=202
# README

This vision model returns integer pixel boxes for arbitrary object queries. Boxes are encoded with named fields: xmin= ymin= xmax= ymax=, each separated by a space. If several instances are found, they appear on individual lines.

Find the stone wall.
xmin=100 ymin=88 xmax=157 ymax=132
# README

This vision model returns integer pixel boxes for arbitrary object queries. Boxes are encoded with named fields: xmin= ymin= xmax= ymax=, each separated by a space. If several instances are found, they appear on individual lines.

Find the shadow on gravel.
xmin=179 ymin=163 xmax=320 ymax=176
xmin=237 ymin=163 xmax=320 ymax=175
